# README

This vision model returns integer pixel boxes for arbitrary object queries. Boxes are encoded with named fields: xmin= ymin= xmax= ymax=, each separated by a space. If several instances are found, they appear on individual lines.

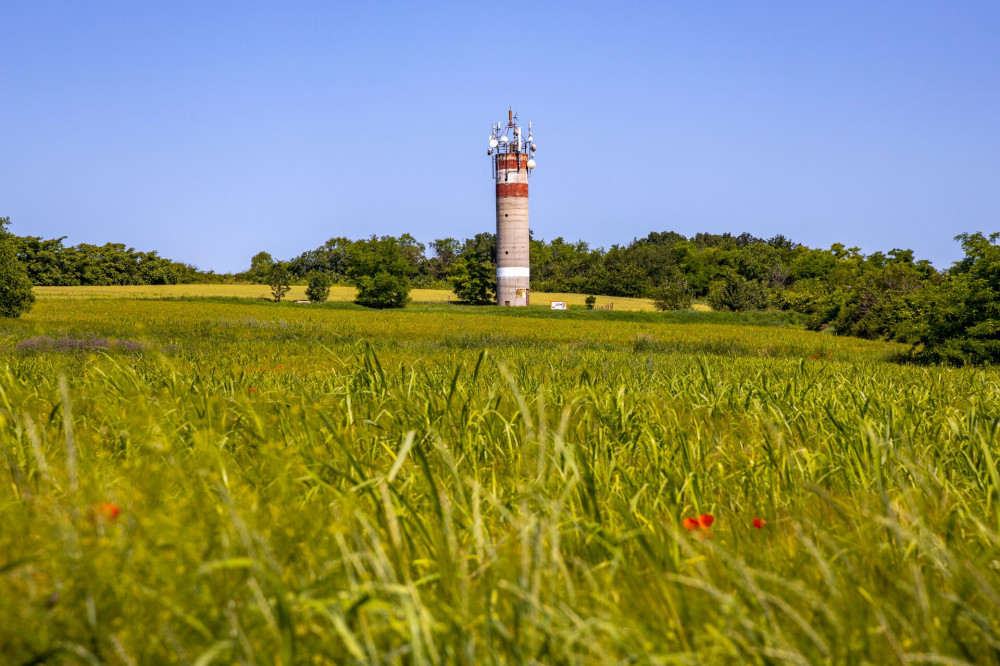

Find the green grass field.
xmin=2 ymin=288 xmax=1000 ymax=664
xmin=32 ymin=284 xmax=668 ymax=312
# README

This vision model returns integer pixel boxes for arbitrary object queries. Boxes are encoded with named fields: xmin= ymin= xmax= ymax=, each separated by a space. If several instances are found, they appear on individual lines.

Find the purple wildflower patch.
xmin=15 ymin=336 xmax=145 ymax=354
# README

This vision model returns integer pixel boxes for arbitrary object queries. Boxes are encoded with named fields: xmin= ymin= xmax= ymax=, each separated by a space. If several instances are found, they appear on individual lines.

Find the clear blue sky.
xmin=2 ymin=2 xmax=998 ymax=272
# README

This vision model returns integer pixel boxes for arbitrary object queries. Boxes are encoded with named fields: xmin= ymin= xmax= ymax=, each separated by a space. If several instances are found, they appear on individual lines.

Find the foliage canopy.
xmin=0 ymin=217 xmax=36 ymax=318
xmin=448 ymin=244 xmax=495 ymax=305
xmin=305 ymin=271 xmax=332 ymax=303
xmin=347 ymin=236 xmax=411 ymax=309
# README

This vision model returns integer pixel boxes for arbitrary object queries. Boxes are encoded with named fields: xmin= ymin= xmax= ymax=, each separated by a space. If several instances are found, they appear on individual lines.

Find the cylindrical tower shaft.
xmin=495 ymin=152 xmax=530 ymax=306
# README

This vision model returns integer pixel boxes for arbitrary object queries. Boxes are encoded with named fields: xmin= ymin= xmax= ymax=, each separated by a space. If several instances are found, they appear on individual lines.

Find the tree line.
xmin=4 ymin=218 xmax=998 ymax=365
xmin=12 ymin=235 xmax=225 ymax=286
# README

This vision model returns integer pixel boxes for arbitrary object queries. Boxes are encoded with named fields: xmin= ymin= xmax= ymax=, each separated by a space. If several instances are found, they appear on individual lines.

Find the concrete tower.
xmin=489 ymin=109 xmax=536 ymax=306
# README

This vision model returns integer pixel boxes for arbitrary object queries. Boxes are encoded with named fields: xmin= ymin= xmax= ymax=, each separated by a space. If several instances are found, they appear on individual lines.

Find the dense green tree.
xmin=708 ymin=274 xmax=767 ymax=312
xmin=462 ymin=233 xmax=497 ymax=265
xmin=249 ymin=251 xmax=275 ymax=283
xmin=736 ymin=242 xmax=785 ymax=285
xmin=347 ymin=236 xmax=411 ymax=308
xmin=288 ymin=238 xmax=351 ymax=281
xmin=14 ymin=236 xmax=78 ymax=285
xmin=531 ymin=236 xmax=600 ymax=293
xmin=427 ymin=238 xmax=461 ymax=280
xmin=788 ymin=248 xmax=841 ymax=281
xmin=833 ymin=262 xmax=930 ymax=340
xmin=593 ymin=246 xmax=651 ymax=297
xmin=910 ymin=233 xmax=1000 ymax=365
xmin=449 ymin=247 xmax=495 ymax=305
xmin=397 ymin=233 xmax=428 ymax=282
xmin=771 ymin=279 xmax=845 ymax=330
xmin=305 ymin=271 xmax=332 ymax=303
xmin=0 ymin=218 xmax=36 ymax=318
xmin=652 ymin=270 xmax=693 ymax=311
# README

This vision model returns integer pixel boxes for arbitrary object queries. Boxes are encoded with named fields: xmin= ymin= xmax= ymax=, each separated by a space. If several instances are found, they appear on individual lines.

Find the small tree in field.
xmin=652 ymin=271 xmax=693 ymax=311
xmin=0 ymin=217 xmax=35 ymax=318
xmin=267 ymin=263 xmax=292 ymax=302
xmin=585 ymin=295 xmax=597 ymax=310
xmin=346 ymin=236 xmax=411 ymax=309
xmin=305 ymin=272 xmax=331 ymax=303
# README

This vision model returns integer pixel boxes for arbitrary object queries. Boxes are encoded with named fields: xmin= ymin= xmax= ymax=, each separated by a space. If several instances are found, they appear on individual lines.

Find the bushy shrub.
xmin=0 ymin=217 xmax=35 ymax=318
xmin=305 ymin=272 xmax=332 ymax=303
xmin=707 ymin=274 xmax=767 ymax=312
xmin=832 ymin=263 xmax=928 ymax=340
xmin=585 ymin=295 xmax=596 ymax=310
xmin=354 ymin=271 xmax=409 ymax=309
xmin=652 ymin=272 xmax=693 ymax=311
xmin=347 ymin=237 xmax=411 ymax=309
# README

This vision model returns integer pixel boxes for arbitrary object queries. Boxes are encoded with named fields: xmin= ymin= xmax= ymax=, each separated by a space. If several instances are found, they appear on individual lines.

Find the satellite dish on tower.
xmin=486 ymin=108 xmax=537 ymax=182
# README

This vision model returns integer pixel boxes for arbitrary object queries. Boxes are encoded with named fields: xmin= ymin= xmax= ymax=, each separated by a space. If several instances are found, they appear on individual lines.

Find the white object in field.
xmin=550 ymin=301 xmax=568 ymax=310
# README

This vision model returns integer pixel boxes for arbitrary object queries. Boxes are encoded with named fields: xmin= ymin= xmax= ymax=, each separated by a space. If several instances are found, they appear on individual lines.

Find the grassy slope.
xmin=1 ymin=289 xmax=999 ymax=664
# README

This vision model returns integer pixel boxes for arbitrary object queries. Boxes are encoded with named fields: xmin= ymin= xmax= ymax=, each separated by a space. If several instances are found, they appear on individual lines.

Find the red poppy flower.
xmin=697 ymin=514 xmax=714 ymax=529
xmin=248 ymin=387 xmax=255 ymax=392
xmin=89 ymin=502 xmax=121 ymax=524
xmin=682 ymin=517 xmax=700 ymax=531
xmin=752 ymin=517 xmax=766 ymax=529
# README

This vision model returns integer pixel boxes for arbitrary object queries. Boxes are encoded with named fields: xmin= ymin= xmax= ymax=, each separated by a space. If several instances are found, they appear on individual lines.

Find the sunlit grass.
xmin=34 ymin=284 xmax=664 ymax=311
xmin=1 ymin=287 xmax=998 ymax=663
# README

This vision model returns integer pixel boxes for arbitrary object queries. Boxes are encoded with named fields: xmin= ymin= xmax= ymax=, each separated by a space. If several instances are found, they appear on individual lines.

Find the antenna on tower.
xmin=488 ymin=108 xmax=535 ymax=176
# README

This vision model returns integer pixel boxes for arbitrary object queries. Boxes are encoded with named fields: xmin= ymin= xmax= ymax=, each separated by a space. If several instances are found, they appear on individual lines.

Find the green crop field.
xmin=2 ymin=289 xmax=1000 ymax=664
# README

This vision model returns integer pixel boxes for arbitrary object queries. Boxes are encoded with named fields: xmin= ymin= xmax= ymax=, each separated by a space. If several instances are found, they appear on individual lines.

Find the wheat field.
xmin=1 ymin=289 xmax=999 ymax=664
